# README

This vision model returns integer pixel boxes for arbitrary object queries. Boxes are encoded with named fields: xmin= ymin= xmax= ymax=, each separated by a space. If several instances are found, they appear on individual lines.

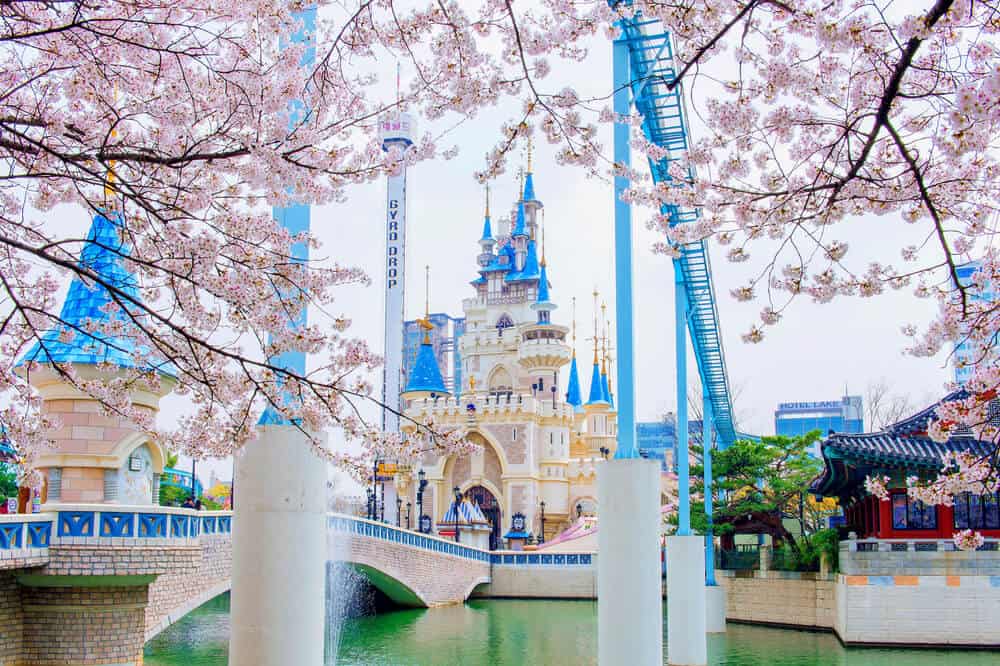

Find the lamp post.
xmin=406 ymin=501 xmax=412 ymax=530
xmin=416 ymin=469 xmax=428 ymax=529
xmin=396 ymin=496 xmax=402 ymax=527
xmin=539 ymin=500 xmax=546 ymax=543
xmin=577 ymin=503 xmax=583 ymax=519
xmin=453 ymin=487 xmax=462 ymax=544
xmin=599 ymin=446 xmax=610 ymax=460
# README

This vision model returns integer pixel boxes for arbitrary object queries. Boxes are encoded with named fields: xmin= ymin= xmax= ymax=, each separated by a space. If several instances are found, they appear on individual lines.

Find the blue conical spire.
xmin=566 ymin=355 xmax=583 ymax=410
xmin=512 ymin=201 xmax=528 ymax=238
xmin=586 ymin=358 xmax=607 ymax=405
xmin=19 ymin=211 xmax=174 ymax=377
xmin=536 ymin=263 xmax=551 ymax=304
xmin=522 ymin=239 xmax=539 ymax=276
xmin=523 ymin=171 xmax=537 ymax=202
xmin=405 ymin=339 xmax=449 ymax=395
xmin=601 ymin=369 xmax=613 ymax=408
xmin=480 ymin=214 xmax=493 ymax=242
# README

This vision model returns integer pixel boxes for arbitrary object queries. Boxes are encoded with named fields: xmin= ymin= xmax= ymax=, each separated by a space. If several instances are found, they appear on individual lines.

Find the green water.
xmin=144 ymin=593 xmax=998 ymax=665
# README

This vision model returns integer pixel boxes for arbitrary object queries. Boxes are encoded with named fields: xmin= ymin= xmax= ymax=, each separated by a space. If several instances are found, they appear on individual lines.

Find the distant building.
xmin=637 ymin=416 xmax=703 ymax=472
xmin=954 ymin=260 xmax=995 ymax=386
xmin=774 ymin=396 xmax=863 ymax=457
xmin=404 ymin=313 xmax=465 ymax=394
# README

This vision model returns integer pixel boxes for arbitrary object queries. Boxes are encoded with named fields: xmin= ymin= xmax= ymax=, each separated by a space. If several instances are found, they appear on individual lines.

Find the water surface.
xmin=144 ymin=593 xmax=999 ymax=665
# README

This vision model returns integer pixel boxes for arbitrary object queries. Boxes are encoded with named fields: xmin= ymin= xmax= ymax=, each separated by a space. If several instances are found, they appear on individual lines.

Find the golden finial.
xmin=104 ymin=81 xmax=119 ymax=198
xmin=517 ymin=166 xmax=525 ymax=201
xmin=419 ymin=265 xmax=433 ymax=343
xmin=540 ymin=209 xmax=546 ymax=267
xmin=485 ymin=180 xmax=491 ymax=218
xmin=527 ymin=134 xmax=533 ymax=173
xmin=592 ymin=289 xmax=599 ymax=364
xmin=600 ymin=302 xmax=608 ymax=373
xmin=572 ymin=296 xmax=577 ymax=359
xmin=469 ymin=375 xmax=477 ymax=391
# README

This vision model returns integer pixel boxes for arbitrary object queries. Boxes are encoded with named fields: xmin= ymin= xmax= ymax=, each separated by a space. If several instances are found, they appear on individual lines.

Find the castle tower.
xmin=18 ymin=211 xmax=176 ymax=504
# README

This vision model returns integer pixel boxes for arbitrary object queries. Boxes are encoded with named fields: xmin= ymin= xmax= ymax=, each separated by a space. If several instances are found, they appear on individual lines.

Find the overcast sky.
xmin=42 ymin=26 xmax=952 ymax=489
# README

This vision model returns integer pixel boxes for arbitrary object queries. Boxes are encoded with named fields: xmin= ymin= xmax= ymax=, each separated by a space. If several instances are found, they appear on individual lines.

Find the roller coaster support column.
xmin=704 ymin=391 xmax=726 ymax=632
xmin=666 ymin=263 xmax=707 ymax=664
xmin=598 ymin=31 xmax=662 ymax=666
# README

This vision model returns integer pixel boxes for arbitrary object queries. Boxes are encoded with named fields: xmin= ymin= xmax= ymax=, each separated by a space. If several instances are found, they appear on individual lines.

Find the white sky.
xmin=44 ymin=27 xmax=955 ymax=489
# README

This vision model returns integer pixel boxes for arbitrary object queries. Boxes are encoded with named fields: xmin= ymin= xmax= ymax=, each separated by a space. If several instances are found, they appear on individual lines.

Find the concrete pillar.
xmin=598 ymin=458 xmax=661 ymax=666
xmin=229 ymin=426 xmax=326 ymax=666
xmin=667 ymin=535 xmax=707 ymax=665
xmin=705 ymin=584 xmax=727 ymax=633
xmin=759 ymin=544 xmax=772 ymax=572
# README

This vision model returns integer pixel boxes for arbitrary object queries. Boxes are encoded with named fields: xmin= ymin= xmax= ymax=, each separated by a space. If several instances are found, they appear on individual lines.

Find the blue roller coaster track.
xmin=615 ymin=12 xmax=738 ymax=449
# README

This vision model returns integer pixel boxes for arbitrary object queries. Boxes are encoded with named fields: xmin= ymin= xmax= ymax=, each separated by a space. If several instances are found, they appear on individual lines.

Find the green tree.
xmin=0 ymin=463 xmax=17 ymax=500
xmin=688 ymin=431 xmax=823 ymax=555
xmin=159 ymin=485 xmax=189 ymax=507
xmin=165 ymin=452 xmax=179 ymax=469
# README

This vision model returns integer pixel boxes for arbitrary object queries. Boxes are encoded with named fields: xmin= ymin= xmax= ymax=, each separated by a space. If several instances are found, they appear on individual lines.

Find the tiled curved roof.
xmin=19 ymin=212 xmax=175 ymax=377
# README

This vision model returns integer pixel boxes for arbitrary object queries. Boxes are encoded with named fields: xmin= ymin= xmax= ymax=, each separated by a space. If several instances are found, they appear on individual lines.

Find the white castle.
xmin=397 ymin=162 xmax=624 ymax=548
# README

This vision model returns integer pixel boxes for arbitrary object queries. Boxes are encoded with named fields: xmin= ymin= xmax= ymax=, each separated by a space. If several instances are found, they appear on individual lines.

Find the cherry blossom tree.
xmin=0 ymin=0 xmax=996 ymax=524
xmin=616 ymin=0 xmax=998 ymax=546
xmin=0 ymin=0 xmax=612 ymax=478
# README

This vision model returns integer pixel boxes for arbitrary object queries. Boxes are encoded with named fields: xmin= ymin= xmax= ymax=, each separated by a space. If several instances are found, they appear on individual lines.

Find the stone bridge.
xmin=0 ymin=507 xmax=594 ymax=665
xmin=328 ymin=514 xmax=492 ymax=607
xmin=0 ymin=504 xmax=232 ymax=666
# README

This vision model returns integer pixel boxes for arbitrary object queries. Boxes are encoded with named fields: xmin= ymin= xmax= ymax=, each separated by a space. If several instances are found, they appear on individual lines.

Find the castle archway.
xmin=466 ymin=485 xmax=502 ymax=550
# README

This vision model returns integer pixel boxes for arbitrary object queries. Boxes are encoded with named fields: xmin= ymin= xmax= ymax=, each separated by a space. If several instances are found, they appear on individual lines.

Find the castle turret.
xmin=522 ymin=137 xmax=543 ymax=239
xmin=18 ymin=211 xmax=175 ymax=504
xmin=477 ymin=183 xmax=495 ymax=269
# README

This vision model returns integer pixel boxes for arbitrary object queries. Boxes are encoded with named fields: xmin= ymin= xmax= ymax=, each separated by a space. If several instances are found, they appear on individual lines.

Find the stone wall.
xmin=474 ymin=563 xmax=596 ymax=599
xmin=836 ymin=574 xmax=1000 ymax=646
xmin=145 ymin=533 xmax=232 ymax=640
xmin=20 ymin=585 xmax=148 ymax=666
xmin=716 ymin=570 xmax=836 ymax=629
xmin=343 ymin=533 xmax=490 ymax=606
xmin=43 ymin=544 xmax=201 ymax=577
xmin=0 ymin=573 xmax=23 ymax=666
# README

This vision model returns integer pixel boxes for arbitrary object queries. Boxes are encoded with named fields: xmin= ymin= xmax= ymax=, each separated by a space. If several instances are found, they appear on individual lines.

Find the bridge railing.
xmin=0 ymin=513 xmax=57 ymax=565
xmin=41 ymin=504 xmax=232 ymax=545
xmin=329 ymin=513 xmax=491 ymax=563
xmin=328 ymin=513 xmax=595 ymax=566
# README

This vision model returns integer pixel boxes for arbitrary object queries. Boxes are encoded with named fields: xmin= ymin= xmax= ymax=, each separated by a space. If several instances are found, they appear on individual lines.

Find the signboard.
xmin=375 ymin=461 xmax=412 ymax=481
xmin=778 ymin=401 xmax=844 ymax=411
xmin=419 ymin=515 xmax=432 ymax=534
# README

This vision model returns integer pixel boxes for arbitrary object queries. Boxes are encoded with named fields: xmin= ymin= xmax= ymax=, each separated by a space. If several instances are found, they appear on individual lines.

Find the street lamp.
xmin=539 ymin=500 xmax=546 ymax=544
xmin=453 ymin=487 xmax=462 ymax=544
xmin=406 ymin=501 xmax=412 ymax=530
xmin=417 ymin=469 xmax=428 ymax=531
xmin=396 ymin=496 xmax=402 ymax=527
xmin=577 ymin=502 xmax=583 ymax=519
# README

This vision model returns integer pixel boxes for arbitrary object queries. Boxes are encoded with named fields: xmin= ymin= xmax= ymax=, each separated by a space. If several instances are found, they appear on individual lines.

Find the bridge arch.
xmin=349 ymin=563 xmax=426 ymax=607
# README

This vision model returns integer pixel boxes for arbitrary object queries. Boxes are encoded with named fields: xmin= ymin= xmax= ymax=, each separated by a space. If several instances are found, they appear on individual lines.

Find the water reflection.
xmin=144 ymin=593 xmax=1000 ymax=666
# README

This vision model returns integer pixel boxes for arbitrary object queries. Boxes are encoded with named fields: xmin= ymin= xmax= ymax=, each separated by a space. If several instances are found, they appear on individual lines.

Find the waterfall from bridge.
xmin=324 ymin=531 xmax=373 ymax=664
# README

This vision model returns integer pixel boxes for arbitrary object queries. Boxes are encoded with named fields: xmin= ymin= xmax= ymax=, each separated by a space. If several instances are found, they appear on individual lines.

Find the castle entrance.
xmin=467 ymin=485 xmax=501 ymax=550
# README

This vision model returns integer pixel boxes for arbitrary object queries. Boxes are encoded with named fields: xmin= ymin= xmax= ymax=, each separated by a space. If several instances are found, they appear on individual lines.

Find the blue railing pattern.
xmin=327 ymin=514 xmax=593 ymax=566
xmin=0 ymin=509 xmax=234 ymax=549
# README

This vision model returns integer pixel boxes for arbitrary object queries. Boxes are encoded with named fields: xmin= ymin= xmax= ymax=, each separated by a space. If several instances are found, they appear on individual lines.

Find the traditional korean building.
xmin=811 ymin=391 xmax=1000 ymax=540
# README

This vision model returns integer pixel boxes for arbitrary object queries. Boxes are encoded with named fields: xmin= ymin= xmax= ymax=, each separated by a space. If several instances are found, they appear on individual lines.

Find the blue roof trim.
xmin=404 ymin=341 xmax=449 ymax=394
xmin=566 ymin=355 xmax=583 ymax=408
xmin=586 ymin=360 xmax=608 ymax=405
xmin=19 ymin=212 xmax=176 ymax=378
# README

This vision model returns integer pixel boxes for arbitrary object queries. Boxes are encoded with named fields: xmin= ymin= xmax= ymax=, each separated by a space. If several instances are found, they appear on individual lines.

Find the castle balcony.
xmin=517 ymin=337 xmax=571 ymax=371
xmin=458 ymin=329 xmax=520 ymax=355
xmin=402 ymin=392 xmax=575 ymax=425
